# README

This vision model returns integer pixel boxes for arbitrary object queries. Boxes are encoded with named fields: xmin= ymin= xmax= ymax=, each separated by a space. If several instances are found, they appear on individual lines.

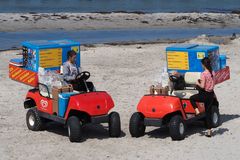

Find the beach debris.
xmin=136 ymin=46 xmax=142 ymax=49
xmin=141 ymin=20 xmax=149 ymax=24
xmin=230 ymin=33 xmax=237 ymax=40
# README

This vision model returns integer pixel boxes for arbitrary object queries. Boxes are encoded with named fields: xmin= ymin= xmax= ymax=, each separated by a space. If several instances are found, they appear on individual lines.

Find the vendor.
xmin=189 ymin=57 xmax=216 ymax=137
xmin=63 ymin=50 xmax=94 ymax=92
xmin=63 ymin=50 xmax=80 ymax=90
xmin=63 ymin=50 xmax=79 ymax=82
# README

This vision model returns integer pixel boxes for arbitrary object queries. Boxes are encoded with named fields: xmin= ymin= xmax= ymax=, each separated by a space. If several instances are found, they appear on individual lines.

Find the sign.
xmin=39 ymin=48 xmax=62 ymax=68
xmin=197 ymin=52 xmax=205 ymax=59
xmin=71 ymin=46 xmax=80 ymax=53
xmin=167 ymin=51 xmax=189 ymax=70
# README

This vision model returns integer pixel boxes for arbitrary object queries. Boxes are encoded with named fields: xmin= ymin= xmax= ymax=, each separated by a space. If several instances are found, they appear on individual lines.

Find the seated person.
xmin=63 ymin=50 xmax=94 ymax=92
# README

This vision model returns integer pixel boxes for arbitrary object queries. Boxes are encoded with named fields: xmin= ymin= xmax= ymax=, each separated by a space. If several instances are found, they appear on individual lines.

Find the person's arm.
xmin=63 ymin=63 xmax=75 ymax=81
xmin=196 ymin=73 xmax=205 ymax=89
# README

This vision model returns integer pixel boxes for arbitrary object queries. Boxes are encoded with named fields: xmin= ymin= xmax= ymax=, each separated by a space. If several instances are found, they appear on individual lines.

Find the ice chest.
xmin=219 ymin=54 xmax=226 ymax=69
xmin=166 ymin=44 xmax=220 ymax=73
xmin=58 ymin=92 xmax=77 ymax=117
xmin=9 ymin=39 xmax=80 ymax=87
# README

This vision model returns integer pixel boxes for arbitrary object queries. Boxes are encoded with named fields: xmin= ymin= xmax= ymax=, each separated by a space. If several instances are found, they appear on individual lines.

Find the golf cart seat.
xmin=172 ymin=72 xmax=201 ymax=99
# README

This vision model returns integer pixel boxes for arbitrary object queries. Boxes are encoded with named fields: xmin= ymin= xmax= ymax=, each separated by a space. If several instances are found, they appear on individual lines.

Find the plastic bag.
xmin=38 ymin=67 xmax=68 ymax=93
xmin=161 ymin=66 xmax=169 ymax=87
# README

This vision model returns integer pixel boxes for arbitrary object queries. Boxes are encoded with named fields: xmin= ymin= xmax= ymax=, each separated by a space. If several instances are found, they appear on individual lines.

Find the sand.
xmin=0 ymin=12 xmax=240 ymax=31
xmin=0 ymin=36 xmax=240 ymax=160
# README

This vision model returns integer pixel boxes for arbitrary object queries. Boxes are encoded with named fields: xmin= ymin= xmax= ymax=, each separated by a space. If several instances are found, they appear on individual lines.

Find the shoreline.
xmin=0 ymin=34 xmax=237 ymax=52
xmin=1 ymin=12 xmax=240 ymax=32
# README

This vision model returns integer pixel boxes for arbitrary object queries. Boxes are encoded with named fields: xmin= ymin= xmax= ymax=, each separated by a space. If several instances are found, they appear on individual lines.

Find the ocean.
xmin=1 ymin=28 xmax=240 ymax=50
xmin=1 ymin=0 xmax=240 ymax=50
xmin=0 ymin=0 xmax=240 ymax=13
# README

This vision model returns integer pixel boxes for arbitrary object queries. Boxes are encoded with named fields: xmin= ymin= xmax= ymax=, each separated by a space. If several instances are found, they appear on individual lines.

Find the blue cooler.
xmin=166 ymin=44 xmax=220 ymax=73
xmin=58 ymin=92 xmax=77 ymax=117
xmin=219 ymin=54 xmax=226 ymax=69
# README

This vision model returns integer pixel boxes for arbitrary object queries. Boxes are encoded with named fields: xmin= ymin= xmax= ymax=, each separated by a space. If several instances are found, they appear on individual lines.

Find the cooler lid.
xmin=59 ymin=92 xmax=77 ymax=98
xmin=21 ymin=39 xmax=80 ymax=49
xmin=166 ymin=44 xmax=198 ymax=50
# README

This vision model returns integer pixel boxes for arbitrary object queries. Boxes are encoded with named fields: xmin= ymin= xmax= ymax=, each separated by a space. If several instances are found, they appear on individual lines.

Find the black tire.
xmin=205 ymin=105 xmax=220 ymax=129
xmin=67 ymin=116 xmax=82 ymax=142
xmin=109 ymin=112 xmax=121 ymax=137
xmin=26 ymin=108 xmax=44 ymax=131
xmin=129 ymin=112 xmax=146 ymax=137
xmin=169 ymin=115 xmax=186 ymax=140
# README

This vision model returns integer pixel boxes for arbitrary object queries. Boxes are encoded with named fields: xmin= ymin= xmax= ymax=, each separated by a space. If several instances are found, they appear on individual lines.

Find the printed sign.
xmin=167 ymin=51 xmax=189 ymax=70
xmin=71 ymin=46 xmax=80 ymax=53
xmin=197 ymin=52 xmax=205 ymax=59
xmin=39 ymin=48 xmax=62 ymax=68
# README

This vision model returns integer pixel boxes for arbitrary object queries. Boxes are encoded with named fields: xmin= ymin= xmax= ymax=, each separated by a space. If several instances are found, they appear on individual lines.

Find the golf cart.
xmin=9 ymin=40 xmax=121 ymax=142
xmin=129 ymin=44 xmax=230 ymax=140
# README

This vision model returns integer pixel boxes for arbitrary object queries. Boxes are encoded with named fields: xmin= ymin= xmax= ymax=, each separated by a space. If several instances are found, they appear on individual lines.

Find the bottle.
xmin=161 ymin=66 xmax=169 ymax=87
xmin=60 ymin=65 xmax=63 ymax=74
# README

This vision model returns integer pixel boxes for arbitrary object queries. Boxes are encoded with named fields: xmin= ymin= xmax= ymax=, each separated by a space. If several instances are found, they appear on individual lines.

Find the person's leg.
xmin=72 ymin=79 xmax=87 ymax=92
xmin=190 ymin=94 xmax=199 ymax=109
xmin=204 ymin=92 xmax=215 ymax=112
xmin=68 ymin=80 xmax=80 ymax=91
xmin=190 ymin=93 xmax=205 ymax=115
xmin=86 ymin=82 xmax=95 ymax=92
xmin=204 ymin=92 xmax=215 ymax=137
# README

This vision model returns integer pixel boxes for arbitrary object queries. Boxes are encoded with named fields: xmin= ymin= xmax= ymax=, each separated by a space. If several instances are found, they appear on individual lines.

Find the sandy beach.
xmin=0 ymin=35 xmax=240 ymax=160
xmin=1 ymin=12 xmax=240 ymax=31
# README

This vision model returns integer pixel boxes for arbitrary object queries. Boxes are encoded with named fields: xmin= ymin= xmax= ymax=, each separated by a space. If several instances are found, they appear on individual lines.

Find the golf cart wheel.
xmin=169 ymin=115 xmax=186 ymax=140
xmin=109 ymin=112 xmax=121 ymax=137
xmin=205 ymin=105 xmax=220 ymax=129
xmin=67 ymin=116 xmax=82 ymax=142
xmin=26 ymin=108 xmax=44 ymax=131
xmin=129 ymin=112 xmax=146 ymax=137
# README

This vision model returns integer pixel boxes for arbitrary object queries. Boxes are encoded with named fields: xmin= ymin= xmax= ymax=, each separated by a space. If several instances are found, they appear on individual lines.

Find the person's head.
xmin=67 ymin=50 xmax=77 ymax=64
xmin=201 ymin=57 xmax=213 ymax=76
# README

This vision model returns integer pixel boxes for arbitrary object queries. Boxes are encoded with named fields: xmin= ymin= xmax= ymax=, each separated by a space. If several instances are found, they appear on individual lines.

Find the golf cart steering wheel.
xmin=169 ymin=75 xmax=179 ymax=94
xmin=169 ymin=75 xmax=179 ymax=82
xmin=75 ymin=71 xmax=90 ymax=81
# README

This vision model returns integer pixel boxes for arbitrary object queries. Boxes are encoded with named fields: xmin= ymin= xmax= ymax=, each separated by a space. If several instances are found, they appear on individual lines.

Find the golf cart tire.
xmin=109 ymin=112 xmax=121 ymax=137
xmin=67 ymin=116 xmax=82 ymax=142
xmin=26 ymin=108 xmax=44 ymax=131
xmin=169 ymin=115 xmax=186 ymax=141
xmin=129 ymin=112 xmax=146 ymax=137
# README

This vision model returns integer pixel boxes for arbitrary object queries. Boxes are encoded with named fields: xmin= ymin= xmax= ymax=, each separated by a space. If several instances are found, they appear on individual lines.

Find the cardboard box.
xmin=149 ymin=85 xmax=169 ymax=95
xmin=52 ymin=85 xmax=73 ymax=100
xmin=155 ymin=85 xmax=162 ymax=94
xmin=161 ymin=86 xmax=169 ymax=95
xmin=52 ymin=99 xmax=58 ymax=114
xmin=149 ymin=85 xmax=155 ymax=94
